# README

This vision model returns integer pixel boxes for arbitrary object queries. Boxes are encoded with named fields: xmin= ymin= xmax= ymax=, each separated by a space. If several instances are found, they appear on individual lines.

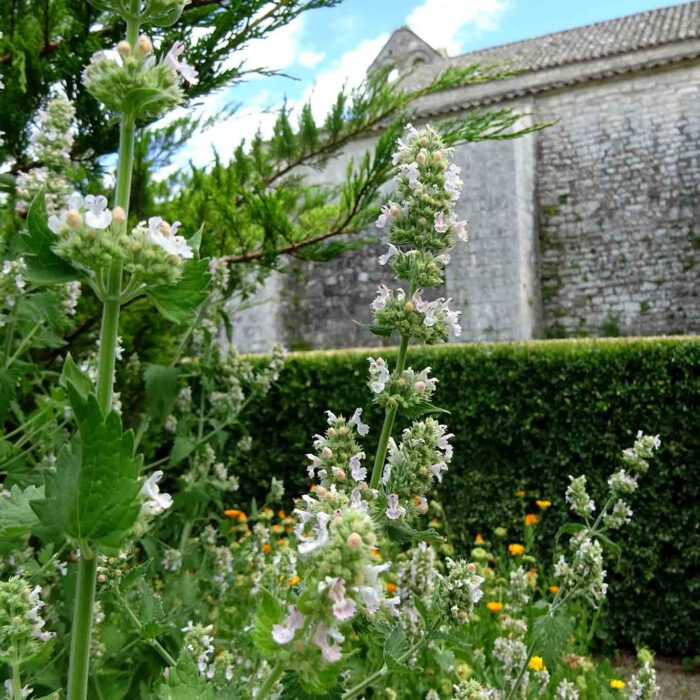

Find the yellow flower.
xmin=525 ymin=513 xmax=538 ymax=526
xmin=515 ymin=490 xmax=526 ymax=498
xmin=474 ymin=533 xmax=484 ymax=544
xmin=549 ymin=585 xmax=561 ymax=594
xmin=528 ymin=656 xmax=545 ymax=672
xmin=610 ymin=679 xmax=625 ymax=690
xmin=486 ymin=601 xmax=503 ymax=613
xmin=508 ymin=543 xmax=525 ymax=556
xmin=288 ymin=575 xmax=301 ymax=586
xmin=536 ymin=500 xmax=552 ymax=509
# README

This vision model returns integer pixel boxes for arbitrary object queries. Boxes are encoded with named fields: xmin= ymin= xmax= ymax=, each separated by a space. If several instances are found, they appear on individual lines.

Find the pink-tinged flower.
xmin=313 ymin=624 xmax=344 ymax=662
xmin=450 ymin=215 xmax=468 ymax=242
xmin=371 ymin=284 xmax=392 ymax=312
xmin=350 ymin=486 xmax=369 ymax=513
xmin=349 ymin=452 xmax=367 ymax=481
xmin=376 ymin=203 xmax=401 ymax=230
xmin=164 ymin=41 xmax=198 ymax=84
xmin=298 ymin=512 xmax=331 ymax=556
xmin=434 ymin=211 xmax=449 ymax=233
xmin=428 ymin=461 xmax=448 ymax=483
xmin=272 ymin=605 xmax=305 ymax=644
xmin=444 ymin=163 xmax=462 ymax=199
xmin=368 ymin=356 xmax=390 ymax=394
xmin=348 ymin=408 xmax=369 ymax=436
xmin=378 ymin=242 xmax=400 ymax=265
xmin=386 ymin=493 xmax=406 ymax=520
xmin=405 ymin=162 xmax=421 ymax=190
xmin=327 ymin=578 xmax=357 ymax=621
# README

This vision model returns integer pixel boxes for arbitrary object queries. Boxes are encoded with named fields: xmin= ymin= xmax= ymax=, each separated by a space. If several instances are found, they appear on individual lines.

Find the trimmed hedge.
xmin=244 ymin=337 xmax=700 ymax=656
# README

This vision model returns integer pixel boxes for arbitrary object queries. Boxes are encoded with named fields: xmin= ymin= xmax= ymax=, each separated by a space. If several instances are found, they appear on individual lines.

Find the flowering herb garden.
xmin=0 ymin=1 xmax=673 ymax=699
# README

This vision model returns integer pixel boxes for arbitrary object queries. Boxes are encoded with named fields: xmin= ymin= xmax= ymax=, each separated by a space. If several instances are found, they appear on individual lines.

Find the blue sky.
xmin=174 ymin=0 xmax=679 ymax=169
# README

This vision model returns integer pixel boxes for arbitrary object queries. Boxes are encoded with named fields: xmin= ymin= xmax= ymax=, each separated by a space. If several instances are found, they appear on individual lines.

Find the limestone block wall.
xmin=535 ymin=65 xmax=700 ymax=337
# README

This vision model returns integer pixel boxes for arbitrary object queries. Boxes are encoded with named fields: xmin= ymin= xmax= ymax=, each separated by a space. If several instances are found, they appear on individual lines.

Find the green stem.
xmin=2 ymin=406 xmax=51 ymax=441
xmin=6 ymin=322 xmax=41 ymax=367
xmin=66 ymin=8 xmax=140 ymax=697
xmin=66 ymin=552 xmax=98 ymax=700
xmin=255 ymin=660 xmax=285 ymax=700
xmin=369 ymin=333 xmax=410 ymax=489
xmin=12 ymin=663 xmax=22 ymax=700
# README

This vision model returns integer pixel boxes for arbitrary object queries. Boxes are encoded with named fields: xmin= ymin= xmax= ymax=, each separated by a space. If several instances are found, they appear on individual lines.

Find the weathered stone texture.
xmin=536 ymin=66 xmax=700 ymax=337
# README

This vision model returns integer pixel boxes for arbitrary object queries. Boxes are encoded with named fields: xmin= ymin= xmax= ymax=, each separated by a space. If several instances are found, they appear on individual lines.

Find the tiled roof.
xmin=450 ymin=1 xmax=700 ymax=73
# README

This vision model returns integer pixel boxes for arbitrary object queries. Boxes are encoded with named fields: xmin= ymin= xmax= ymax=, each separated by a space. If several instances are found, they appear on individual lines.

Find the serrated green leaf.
xmin=119 ymin=560 xmax=152 ymax=591
xmin=148 ymin=258 xmax=211 ymax=324
xmin=555 ymin=522 xmax=586 ymax=543
xmin=383 ymin=626 xmax=410 ymax=671
xmin=0 ymin=369 xmax=17 ymax=423
xmin=280 ymin=673 xmax=342 ymax=699
xmin=21 ymin=190 xmax=80 ymax=284
xmin=187 ymin=225 xmax=204 ymax=256
xmin=252 ymin=587 xmax=285 ymax=656
xmin=159 ymin=653 xmax=214 ymax=700
xmin=168 ymin=436 xmax=196 ymax=466
xmin=595 ymin=532 xmax=622 ymax=562
xmin=0 ymin=484 xmax=43 ymax=538
xmin=31 ymin=385 xmax=142 ymax=552
xmin=144 ymin=364 xmax=179 ymax=424
xmin=530 ymin=613 xmax=574 ymax=669
xmin=59 ymin=354 xmax=93 ymax=400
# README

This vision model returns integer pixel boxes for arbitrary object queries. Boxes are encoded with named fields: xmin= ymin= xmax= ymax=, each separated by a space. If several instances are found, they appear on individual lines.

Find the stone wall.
xmin=535 ymin=64 xmax=700 ymax=337
xmin=233 ymin=59 xmax=700 ymax=352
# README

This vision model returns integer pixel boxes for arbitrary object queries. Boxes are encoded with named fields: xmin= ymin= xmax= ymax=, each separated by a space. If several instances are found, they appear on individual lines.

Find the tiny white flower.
xmin=348 ymin=407 xmax=369 ymax=436
xmin=371 ymin=284 xmax=392 ymax=312
xmin=272 ymin=605 xmax=305 ymax=644
xmin=84 ymin=194 xmax=112 ymax=229
xmin=378 ymin=242 xmax=400 ymax=265
xmin=349 ymin=452 xmax=367 ymax=481
xmin=165 ymin=41 xmax=199 ymax=84
xmin=313 ymin=624 xmax=344 ymax=662
xmin=434 ymin=211 xmax=449 ymax=233
xmin=386 ymin=493 xmax=406 ymax=520
xmin=147 ymin=216 xmax=194 ymax=259
xmin=140 ymin=470 xmax=173 ymax=515
xmin=327 ymin=577 xmax=357 ymax=621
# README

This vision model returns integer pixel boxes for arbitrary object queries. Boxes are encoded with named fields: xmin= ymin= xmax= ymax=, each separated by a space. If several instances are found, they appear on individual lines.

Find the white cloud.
xmin=298 ymin=50 xmax=326 ymax=69
xmin=407 ymin=0 xmax=510 ymax=54
xmin=298 ymin=34 xmax=389 ymax=121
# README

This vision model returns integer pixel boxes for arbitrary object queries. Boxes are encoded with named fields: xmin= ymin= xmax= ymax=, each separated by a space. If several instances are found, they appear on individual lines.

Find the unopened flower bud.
xmin=416 ymin=151 xmax=426 ymax=165
xmin=86 ymin=228 xmax=96 ymax=239
xmin=365 ymin=532 xmax=376 ymax=545
xmin=417 ymin=501 xmax=428 ymax=515
xmin=347 ymin=532 xmax=363 ymax=550
xmin=117 ymin=41 xmax=131 ymax=56
xmin=417 ymin=217 xmax=427 ymax=226
xmin=328 ymin=427 xmax=337 ymax=438
xmin=322 ymin=447 xmax=333 ymax=459
xmin=97 ymin=573 xmax=107 ymax=583
xmin=405 ymin=302 xmax=414 ymax=312
xmin=338 ymin=426 xmax=348 ymax=436
xmin=419 ymin=136 xmax=429 ymax=146
xmin=316 ymin=486 xmax=327 ymax=498
xmin=131 ymin=240 xmax=142 ymax=252
xmin=113 ymin=206 xmax=126 ymax=224
xmin=136 ymin=34 xmax=153 ymax=55
xmin=433 ymin=151 xmax=443 ymax=163
xmin=324 ymin=491 xmax=336 ymax=503
xmin=333 ymin=468 xmax=346 ymax=482
xmin=467 ymin=563 xmax=477 ymax=573
xmin=66 ymin=209 xmax=83 ymax=229
xmin=389 ymin=203 xmax=401 ymax=217
xmin=420 ymin=193 xmax=430 ymax=202
xmin=414 ymin=381 xmax=426 ymax=394
xmin=359 ymin=482 xmax=369 ymax=493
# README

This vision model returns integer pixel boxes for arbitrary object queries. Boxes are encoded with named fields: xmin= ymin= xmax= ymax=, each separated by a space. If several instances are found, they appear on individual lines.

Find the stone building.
xmin=234 ymin=1 xmax=700 ymax=352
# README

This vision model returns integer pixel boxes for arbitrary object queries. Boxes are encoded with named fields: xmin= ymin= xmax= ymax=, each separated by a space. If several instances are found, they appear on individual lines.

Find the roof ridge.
xmin=454 ymin=0 xmax=698 ymax=60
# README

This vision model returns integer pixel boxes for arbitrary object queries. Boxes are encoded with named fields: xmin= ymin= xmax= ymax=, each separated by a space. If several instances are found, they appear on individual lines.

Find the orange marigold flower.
xmin=528 ymin=656 xmax=545 ymax=672
xmin=288 ymin=575 xmax=301 ymax=586
xmin=223 ymin=509 xmax=246 ymax=521
xmin=371 ymin=548 xmax=380 ymax=558
xmin=508 ymin=543 xmax=525 ymax=556
xmin=549 ymin=585 xmax=561 ymax=594
xmin=525 ymin=513 xmax=538 ymax=526
xmin=386 ymin=582 xmax=397 ymax=594
xmin=271 ymin=524 xmax=283 ymax=533
xmin=261 ymin=507 xmax=273 ymax=515
xmin=536 ymin=500 xmax=552 ymax=509
xmin=474 ymin=533 xmax=484 ymax=544
xmin=262 ymin=543 xmax=272 ymax=553
xmin=486 ymin=601 xmax=503 ymax=613
xmin=277 ymin=510 xmax=286 ymax=519
xmin=515 ymin=490 xmax=526 ymax=498
xmin=610 ymin=679 xmax=625 ymax=690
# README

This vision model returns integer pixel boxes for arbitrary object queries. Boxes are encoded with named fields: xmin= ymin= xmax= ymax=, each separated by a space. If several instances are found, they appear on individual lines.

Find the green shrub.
xmin=245 ymin=337 xmax=700 ymax=656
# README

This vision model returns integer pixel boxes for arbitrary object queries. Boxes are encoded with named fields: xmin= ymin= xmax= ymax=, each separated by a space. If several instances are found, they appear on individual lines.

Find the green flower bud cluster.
xmin=0 ymin=577 xmax=54 ymax=666
xmin=83 ymin=37 xmax=182 ymax=120
xmin=441 ymin=558 xmax=484 ymax=623
xmin=390 ymin=249 xmax=450 ymax=288
xmin=372 ymin=287 xmax=455 ymax=343
xmin=306 ymin=409 xmax=369 ymax=491
xmin=622 ymin=430 xmax=661 ymax=474
xmin=372 ymin=366 xmax=438 ymax=414
xmin=382 ymin=417 xmax=453 ymax=504
xmin=453 ymin=678 xmax=493 ymax=700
